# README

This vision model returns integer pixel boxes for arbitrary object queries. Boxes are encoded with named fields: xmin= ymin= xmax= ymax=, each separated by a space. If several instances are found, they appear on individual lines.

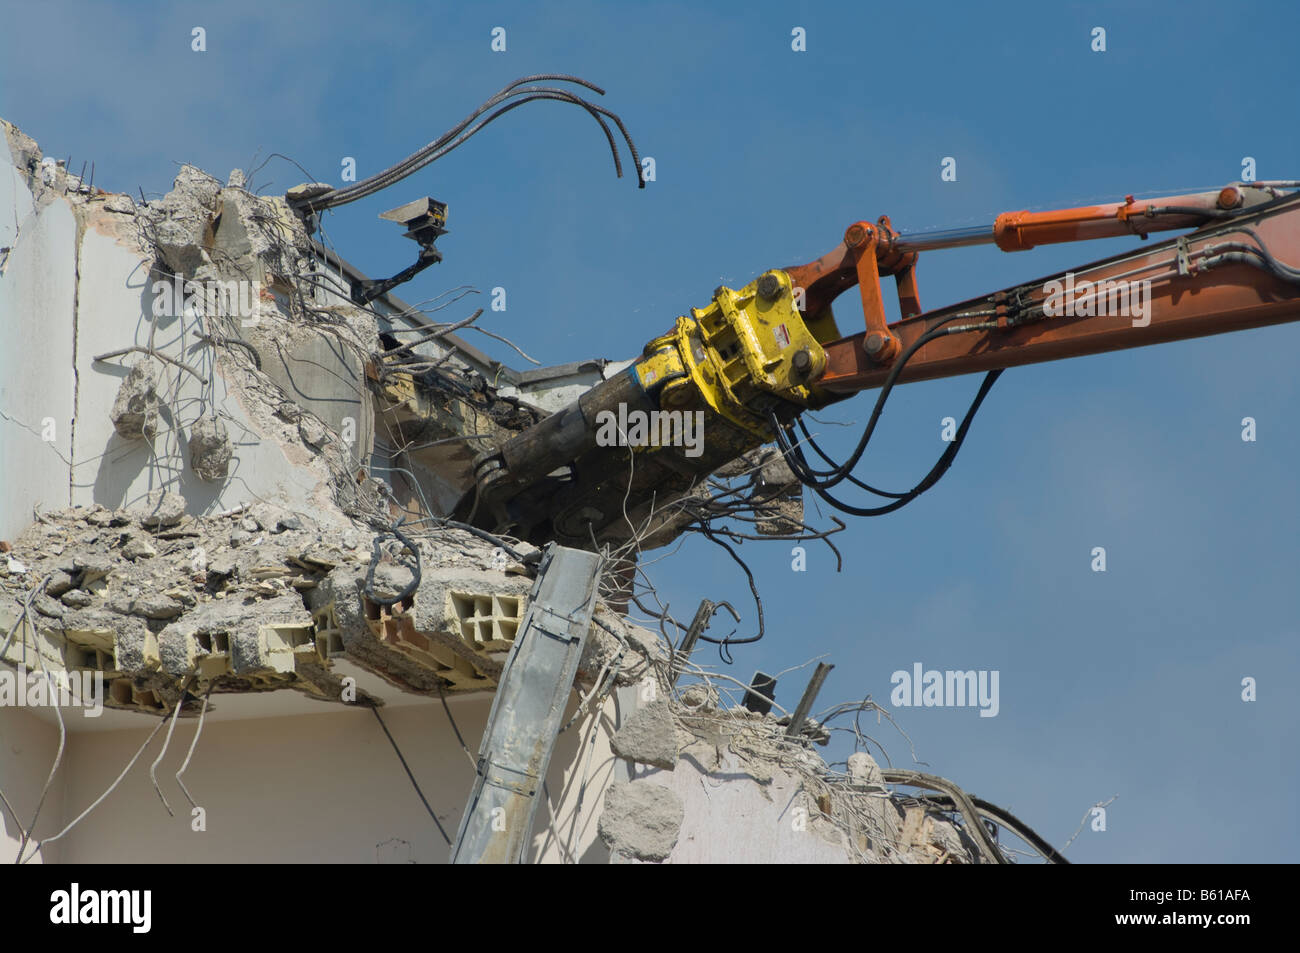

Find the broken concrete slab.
xmin=129 ymin=595 xmax=183 ymax=620
xmin=297 ymin=413 xmax=331 ymax=450
xmin=610 ymin=698 xmax=679 ymax=770
xmin=598 ymin=782 xmax=684 ymax=862
xmin=188 ymin=415 xmax=232 ymax=481
xmin=44 ymin=570 xmax=74 ymax=596
xmin=109 ymin=360 xmax=159 ymax=440
xmin=102 ymin=193 xmax=136 ymax=215
xmin=121 ymin=537 xmax=157 ymax=561
xmin=128 ymin=490 xmax=187 ymax=529
xmin=146 ymin=169 xmax=219 ymax=275
xmin=156 ymin=592 xmax=310 ymax=678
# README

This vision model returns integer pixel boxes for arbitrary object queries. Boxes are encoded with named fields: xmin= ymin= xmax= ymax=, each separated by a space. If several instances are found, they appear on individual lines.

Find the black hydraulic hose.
xmin=787 ymin=313 xmax=994 ymax=491
xmin=795 ymin=418 xmax=909 ymax=498
xmin=775 ymin=368 xmax=1000 ymax=517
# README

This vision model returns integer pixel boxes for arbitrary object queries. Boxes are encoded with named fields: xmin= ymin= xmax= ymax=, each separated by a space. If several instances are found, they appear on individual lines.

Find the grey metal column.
xmin=450 ymin=543 xmax=602 ymax=864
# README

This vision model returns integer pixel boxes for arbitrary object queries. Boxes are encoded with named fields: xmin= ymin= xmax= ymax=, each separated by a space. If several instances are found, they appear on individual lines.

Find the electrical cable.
xmin=292 ymin=75 xmax=643 ymax=212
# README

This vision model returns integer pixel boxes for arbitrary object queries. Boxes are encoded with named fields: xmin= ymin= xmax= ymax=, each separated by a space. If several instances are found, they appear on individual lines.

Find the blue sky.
xmin=4 ymin=0 xmax=1297 ymax=862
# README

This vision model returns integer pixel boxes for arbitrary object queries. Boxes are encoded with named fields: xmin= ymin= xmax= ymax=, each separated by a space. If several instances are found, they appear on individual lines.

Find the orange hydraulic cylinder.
xmin=993 ymin=188 xmax=1245 ymax=251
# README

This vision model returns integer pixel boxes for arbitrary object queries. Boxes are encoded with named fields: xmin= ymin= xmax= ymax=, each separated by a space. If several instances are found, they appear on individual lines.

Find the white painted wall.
xmin=636 ymin=752 xmax=851 ymax=864
xmin=2 ymin=690 xmax=618 ymax=864
xmin=0 ymin=706 xmax=66 ymax=863
xmin=70 ymin=226 xmax=324 ymax=516
xmin=0 ymin=133 xmax=341 ymax=541
xmin=0 ymin=145 xmax=77 ymax=540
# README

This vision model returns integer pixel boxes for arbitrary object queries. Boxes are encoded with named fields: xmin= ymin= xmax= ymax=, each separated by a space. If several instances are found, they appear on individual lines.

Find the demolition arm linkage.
xmin=785 ymin=184 xmax=1300 ymax=396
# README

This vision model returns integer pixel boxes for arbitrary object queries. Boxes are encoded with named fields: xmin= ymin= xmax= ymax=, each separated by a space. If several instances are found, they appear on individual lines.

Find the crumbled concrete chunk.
xmin=33 ymin=594 xmax=65 ymax=618
xmin=207 ymin=557 xmax=235 ymax=580
xmin=60 ymin=589 xmax=93 ymax=608
xmin=45 ymin=570 xmax=75 ymax=596
xmin=189 ymin=416 xmax=232 ymax=481
xmin=297 ymin=413 xmax=331 ymax=449
xmin=679 ymin=683 xmax=718 ymax=713
xmin=847 ymin=751 xmax=885 ymax=788
xmin=368 ymin=562 xmax=415 ymax=601
xmin=86 ymin=508 xmax=115 ymax=526
xmin=129 ymin=490 xmax=187 ymax=528
xmin=598 ymin=782 xmax=684 ymax=862
xmin=145 ymin=165 xmax=221 ymax=273
xmin=247 ymin=503 xmax=308 ymax=535
xmin=173 ymin=164 xmax=222 ymax=209
xmin=109 ymin=619 xmax=156 ymax=673
xmin=755 ymin=448 xmax=798 ymax=495
xmin=110 ymin=360 xmax=159 ymax=440
xmin=72 ymin=554 xmax=114 ymax=583
xmin=611 ymin=698 xmax=679 ymax=770
xmin=121 ymin=537 xmax=157 ymax=560
xmin=131 ymin=595 xmax=182 ymax=620
xmin=274 ymin=400 xmax=301 ymax=422
xmin=103 ymin=193 xmax=136 ymax=215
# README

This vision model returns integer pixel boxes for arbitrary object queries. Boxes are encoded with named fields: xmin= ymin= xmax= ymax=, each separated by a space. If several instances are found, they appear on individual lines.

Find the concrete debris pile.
xmin=0 ymin=120 xmax=651 ymax=726
xmin=0 ymin=494 xmax=562 ymax=716
xmin=598 ymin=679 xmax=984 ymax=864
xmin=134 ymin=164 xmax=388 ymax=519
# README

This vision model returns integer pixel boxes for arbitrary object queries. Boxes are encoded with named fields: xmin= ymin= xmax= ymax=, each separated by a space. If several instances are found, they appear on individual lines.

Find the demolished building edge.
xmin=0 ymin=117 xmax=1020 ymax=865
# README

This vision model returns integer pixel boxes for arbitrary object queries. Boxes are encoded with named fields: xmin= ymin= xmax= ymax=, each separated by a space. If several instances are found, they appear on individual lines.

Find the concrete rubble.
xmin=1 ymin=115 xmax=570 ymax=714
xmin=610 ymin=698 xmax=679 ymax=770
xmin=0 ymin=498 xmax=553 ymax=713
xmin=593 ymin=664 xmax=985 ymax=863
xmin=109 ymin=360 xmax=160 ymax=440
xmin=0 ymin=117 xmax=1008 ymax=866
xmin=188 ymin=416 xmax=232 ymax=481
xmin=598 ymin=782 xmax=686 ymax=862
